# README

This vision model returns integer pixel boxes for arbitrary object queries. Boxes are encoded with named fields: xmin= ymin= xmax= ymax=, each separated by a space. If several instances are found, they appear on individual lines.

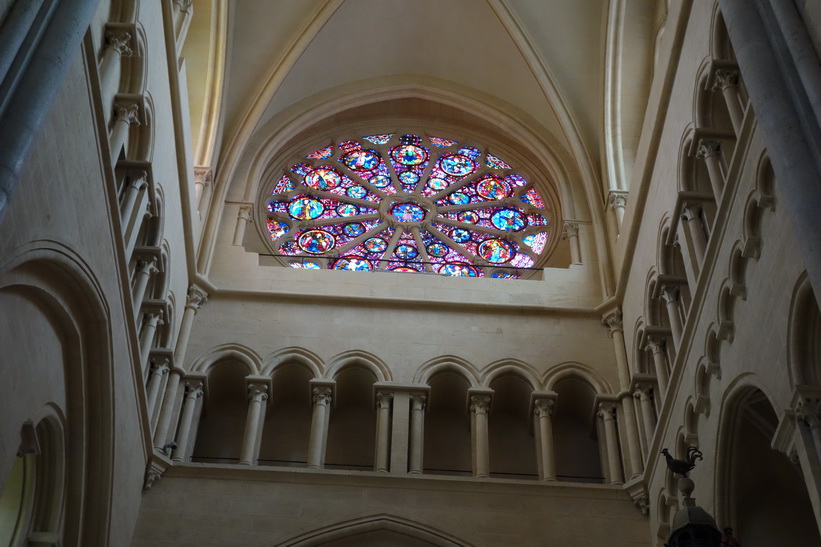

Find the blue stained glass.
xmin=307 ymin=145 xmax=334 ymax=159
xmin=439 ymin=263 xmax=477 ymax=277
xmin=486 ymin=153 xmax=511 ymax=169
xmin=364 ymin=134 xmax=393 ymax=144
xmin=346 ymin=186 xmax=367 ymax=199
xmin=364 ymin=237 xmax=388 ymax=253
xmin=391 ymin=202 xmax=426 ymax=222
xmin=288 ymin=197 xmax=325 ymax=220
xmin=429 ymin=136 xmax=457 ymax=147
xmin=439 ymin=154 xmax=475 ymax=177
xmin=458 ymin=146 xmax=482 ymax=159
xmin=449 ymin=192 xmax=470 ymax=205
xmin=305 ymin=167 xmax=341 ymax=190
xmin=298 ymin=230 xmax=336 ymax=254
xmin=333 ymin=256 xmax=373 ymax=271
xmin=491 ymin=209 xmax=527 ymax=231
xmin=369 ymin=174 xmax=391 ymax=188
xmin=394 ymin=244 xmax=418 ymax=259
xmin=267 ymin=130 xmax=551 ymax=278
xmin=451 ymin=228 xmax=471 ymax=243
xmin=343 ymin=223 xmax=366 ymax=237
xmin=391 ymin=144 xmax=428 ymax=166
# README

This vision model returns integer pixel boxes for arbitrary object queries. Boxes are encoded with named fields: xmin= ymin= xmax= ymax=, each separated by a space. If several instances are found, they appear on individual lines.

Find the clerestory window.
xmin=263 ymin=133 xmax=551 ymax=278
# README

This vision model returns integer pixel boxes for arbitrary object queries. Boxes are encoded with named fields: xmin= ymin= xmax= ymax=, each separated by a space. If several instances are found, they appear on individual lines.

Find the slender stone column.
xmin=695 ymin=139 xmax=724 ymax=201
xmin=374 ymin=391 xmax=392 ymax=473
xmin=120 ymin=171 xmax=148 ymax=224
xmin=681 ymin=203 xmax=708 ymax=269
xmin=193 ymin=166 xmax=212 ymax=212
xmin=307 ymin=386 xmax=333 ymax=469
xmin=470 ymin=394 xmax=491 ymax=478
xmin=598 ymin=403 xmax=624 ymax=485
xmin=154 ymin=367 xmax=185 ymax=449
xmin=172 ymin=379 xmax=204 ymax=462
xmin=139 ymin=309 xmax=164 ymax=375
xmin=645 ymin=336 xmax=670 ymax=395
xmin=99 ymin=30 xmax=132 ymax=101
xmin=132 ymin=257 xmax=159 ymax=316
xmin=408 ymin=393 xmax=426 ymax=474
xmin=174 ymin=285 xmax=208 ymax=365
xmin=562 ymin=222 xmax=581 ymax=264
xmin=634 ymin=384 xmax=657 ymax=447
xmin=608 ymin=192 xmax=628 ymax=228
xmin=603 ymin=310 xmax=643 ymax=478
xmin=718 ymin=0 xmax=821 ymax=311
xmin=711 ymin=68 xmax=744 ymax=134
xmin=659 ymin=285 xmax=684 ymax=348
xmin=146 ymin=357 xmax=170 ymax=419
xmin=233 ymin=205 xmax=252 ymax=246
xmin=110 ymin=101 xmax=140 ymax=164
xmin=239 ymin=384 xmax=268 ymax=465
xmin=533 ymin=398 xmax=556 ymax=481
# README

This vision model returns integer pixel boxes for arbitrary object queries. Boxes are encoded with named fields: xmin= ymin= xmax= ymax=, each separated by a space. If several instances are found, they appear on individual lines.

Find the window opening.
xmin=263 ymin=133 xmax=551 ymax=278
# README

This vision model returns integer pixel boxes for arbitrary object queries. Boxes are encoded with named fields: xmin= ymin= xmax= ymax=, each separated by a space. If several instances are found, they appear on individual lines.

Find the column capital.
xmin=681 ymin=202 xmax=703 ymax=222
xmin=633 ymin=383 xmax=654 ymax=400
xmin=143 ymin=307 xmax=165 ymax=326
xmin=128 ymin=170 xmax=149 ymax=190
xmin=247 ymin=383 xmax=268 ymax=402
xmin=602 ymin=309 xmax=623 ymax=336
xmin=792 ymin=388 xmax=821 ymax=427
xmin=561 ymin=221 xmax=579 ymax=239
xmin=150 ymin=357 xmax=170 ymax=376
xmin=410 ymin=392 xmax=427 ymax=410
xmin=185 ymin=285 xmax=208 ymax=311
xmin=184 ymin=379 xmax=204 ymax=398
xmin=137 ymin=255 xmax=160 ymax=274
xmin=597 ymin=402 xmax=617 ymax=419
xmin=533 ymin=398 xmax=555 ymax=418
xmin=237 ymin=204 xmax=253 ymax=222
xmin=644 ymin=335 xmax=667 ymax=354
xmin=114 ymin=101 xmax=141 ymax=126
xmin=711 ymin=68 xmax=740 ymax=92
xmin=104 ymin=29 xmax=133 ymax=56
xmin=695 ymin=139 xmax=721 ymax=160
xmin=608 ymin=191 xmax=628 ymax=210
xmin=174 ymin=0 xmax=193 ymax=13
xmin=659 ymin=284 xmax=680 ymax=305
xmin=375 ymin=391 xmax=393 ymax=409
xmin=312 ymin=386 xmax=333 ymax=406
xmin=194 ymin=166 xmax=212 ymax=187
xmin=469 ymin=395 xmax=491 ymax=415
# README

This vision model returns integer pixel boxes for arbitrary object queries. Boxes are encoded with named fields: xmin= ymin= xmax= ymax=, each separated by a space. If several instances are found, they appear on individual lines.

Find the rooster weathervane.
xmin=661 ymin=446 xmax=703 ymax=476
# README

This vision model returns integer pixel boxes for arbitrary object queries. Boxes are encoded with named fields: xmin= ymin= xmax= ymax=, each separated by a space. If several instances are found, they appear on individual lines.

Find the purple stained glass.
xmin=458 ymin=146 xmax=481 ymax=160
xmin=333 ymin=256 xmax=373 ymax=271
xmin=429 ymin=136 xmax=457 ymax=147
xmin=439 ymin=154 xmax=475 ymax=177
xmin=273 ymin=175 xmax=296 ymax=194
xmin=521 ymin=187 xmax=545 ymax=208
xmin=298 ymin=229 xmax=336 ymax=254
xmin=486 ymin=153 xmax=511 ymax=169
xmin=391 ymin=202 xmax=426 ymax=222
xmin=478 ymin=238 xmax=515 ymax=264
xmin=288 ymin=197 xmax=324 ymax=220
xmin=267 ymin=220 xmax=289 ymax=240
xmin=491 ymin=209 xmax=527 ymax=231
xmin=363 ymin=134 xmax=393 ymax=145
xmin=343 ymin=149 xmax=381 ymax=171
xmin=304 ymin=167 xmax=341 ymax=190
xmin=476 ymin=176 xmax=511 ymax=200
xmin=523 ymin=232 xmax=548 ymax=253
xmin=306 ymin=144 xmax=334 ymax=159
xmin=391 ymin=144 xmax=429 ymax=166
xmin=267 ymin=130 xmax=551 ymax=278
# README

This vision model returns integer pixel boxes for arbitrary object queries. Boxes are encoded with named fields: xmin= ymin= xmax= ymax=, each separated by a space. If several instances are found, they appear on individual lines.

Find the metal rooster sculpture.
xmin=661 ymin=446 xmax=703 ymax=476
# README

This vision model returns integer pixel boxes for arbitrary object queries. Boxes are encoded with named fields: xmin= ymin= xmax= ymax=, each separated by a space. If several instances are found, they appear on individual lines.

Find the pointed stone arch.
xmin=262 ymin=346 xmax=323 ymax=378
xmin=325 ymin=350 xmax=391 ymax=382
xmin=278 ymin=513 xmax=471 ymax=547
xmin=191 ymin=343 xmax=261 ymax=376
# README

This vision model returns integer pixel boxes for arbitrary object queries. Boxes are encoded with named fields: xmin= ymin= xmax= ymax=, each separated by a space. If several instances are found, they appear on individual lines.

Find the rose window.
xmin=264 ymin=133 xmax=551 ymax=278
